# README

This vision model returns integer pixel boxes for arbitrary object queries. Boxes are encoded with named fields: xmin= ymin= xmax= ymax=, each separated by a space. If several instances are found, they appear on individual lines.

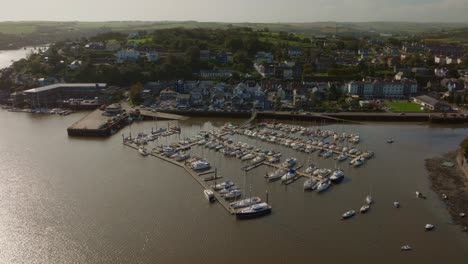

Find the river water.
xmin=0 ymin=46 xmax=46 ymax=69
xmin=0 ymin=110 xmax=467 ymax=263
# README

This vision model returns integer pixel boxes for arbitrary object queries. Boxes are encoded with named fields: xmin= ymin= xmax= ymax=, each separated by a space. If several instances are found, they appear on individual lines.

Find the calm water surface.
xmin=0 ymin=110 xmax=467 ymax=263
xmin=0 ymin=46 xmax=45 ymax=69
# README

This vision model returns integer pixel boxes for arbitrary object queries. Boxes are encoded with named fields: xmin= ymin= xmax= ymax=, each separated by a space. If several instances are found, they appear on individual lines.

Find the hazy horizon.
xmin=2 ymin=0 xmax=468 ymax=23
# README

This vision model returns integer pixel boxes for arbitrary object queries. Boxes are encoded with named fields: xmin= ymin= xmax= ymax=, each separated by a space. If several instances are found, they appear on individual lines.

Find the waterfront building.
xmin=347 ymin=80 xmax=418 ymax=99
xmin=23 ymin=83 xmax=107 ymax=107
xmin=413 ymin=95 xmax=451 ymax=111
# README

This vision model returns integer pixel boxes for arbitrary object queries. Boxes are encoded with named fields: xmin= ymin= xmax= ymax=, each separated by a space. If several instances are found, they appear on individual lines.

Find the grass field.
xmin=385 ymin=101 xmax=426 ymax=113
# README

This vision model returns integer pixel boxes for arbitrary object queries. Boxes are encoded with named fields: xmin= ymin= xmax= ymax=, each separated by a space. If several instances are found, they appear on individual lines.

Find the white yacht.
xmin=360 ymin=204 xmax=370 ymax=213
xmin=224 ymin=189 xmax=242 ymax=200
xmin=138 ymin=148 xmax=148 ymax=156
xmin=212 ymin=180 xmax=235 ymax=191
xmin=342 ymin=210 xmax=356 ymax=219
xmin=425 ymin=224 xmax=435 ymax=231
xmin=191 ymin=160 xmax=211 ymax=171
xmin=330 ymin=169 xmax=345 ymax=183
xmin=316 ymin=180 xmax=331 ymax=193
xmin=236 ymin=202 xmax=272 ymax=219
xmin=230 ymin=197 xmax=261 ymax=209
xmin=304 ymin=165 xmax=317 ymax=174
xmin=266 ymin=169 xmax=286 ymax=181
xmin=204 ymin=190 xmax=215 ymax=202
xmin=282 ymin=158 xmax=297 ymax=168
xmin=336 ymin=154 xmax=347 ymax=161
xmin=281 ymin=169 xmax=297 ymax=182
xmin=241 ymin=153 xmax=256 ymax=161
xmin=251 ymin=155 xmax=266 ymax=164
xmin=303 ymin=179 xmax=318 ymax=190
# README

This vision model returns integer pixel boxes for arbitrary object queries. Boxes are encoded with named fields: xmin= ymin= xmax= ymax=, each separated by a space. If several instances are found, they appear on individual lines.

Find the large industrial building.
xmin=23 ymin=83 xmax=107 ymax=107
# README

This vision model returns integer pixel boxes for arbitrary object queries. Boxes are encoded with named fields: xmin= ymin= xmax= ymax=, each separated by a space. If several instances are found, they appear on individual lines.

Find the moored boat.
xmin=236 ymin=202 xmax=272 ymax=219
xmin=342 ymin=210 xmax=356 ymax=219
xmin=266 ymin=169 xmax=286 ymax=181
xmin=316 ymin=180 xmax=331 ymax=193
xmin=230 ymin=197 xmax=261 ymax=209
xmin=281 ymin=169 xmax=297 ymax=182
xmin=360 ymin=205 xmax=370 ymax=213
xmin=204 ymin=189 xmax=215 ymax=202
xmin=330 ymin=169 xmax=345 ymax=183
xmin=303 ymin=179 xmax=318 ymax=190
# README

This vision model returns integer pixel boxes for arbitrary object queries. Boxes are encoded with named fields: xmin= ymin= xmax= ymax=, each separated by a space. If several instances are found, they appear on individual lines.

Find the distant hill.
xmin=0 ymin=21 xmax=467 ymax=49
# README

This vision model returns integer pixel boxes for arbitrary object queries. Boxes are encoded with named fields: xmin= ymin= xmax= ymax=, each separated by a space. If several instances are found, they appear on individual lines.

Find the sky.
xmin=1 ymin=0 xmax=468 ymax=23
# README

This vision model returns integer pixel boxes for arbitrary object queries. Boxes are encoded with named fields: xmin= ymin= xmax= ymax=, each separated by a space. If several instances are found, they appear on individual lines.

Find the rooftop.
xmin=24 ymin=83 xmax=107 ymax=94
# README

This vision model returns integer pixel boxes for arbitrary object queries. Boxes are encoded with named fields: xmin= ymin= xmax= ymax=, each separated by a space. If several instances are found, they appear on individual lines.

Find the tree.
xmin=129 ymin=82 xmax=144 ymax=105
xmin=274 ymin=96 xmax=282 ymax=110
xmin=233 ymin=50 xmax=252 ymax=72
xmin=186 ymin=46 xmax=200 ymax=64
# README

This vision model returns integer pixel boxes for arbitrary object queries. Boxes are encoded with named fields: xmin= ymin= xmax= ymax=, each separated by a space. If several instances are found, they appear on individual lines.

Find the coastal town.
xmin=0 ymin=21 xmax=468 ymax=262
xmin=0 ymin=27 xmax=467 ymax=119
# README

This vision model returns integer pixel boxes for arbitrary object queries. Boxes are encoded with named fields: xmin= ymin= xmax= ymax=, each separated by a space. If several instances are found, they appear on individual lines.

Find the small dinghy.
xmin=401 ymin=245 xmax=412 ymax=251
xmin=360 ymin=205 xmax=370 ymax=213
xmin=425 ymin=224 xmax=435 ymax=231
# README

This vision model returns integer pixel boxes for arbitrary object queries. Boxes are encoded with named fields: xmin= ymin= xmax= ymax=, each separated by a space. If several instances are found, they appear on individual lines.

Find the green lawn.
xmin=385 ymin=101 xmax=426 ymax=113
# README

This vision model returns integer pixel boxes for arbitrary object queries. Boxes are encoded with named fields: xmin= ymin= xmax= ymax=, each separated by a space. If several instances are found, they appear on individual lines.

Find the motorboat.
xmin=316 ymin=180 xmax=331 ymax=193
xmin=416 ymin=191 xmax=426 ymax=199
xmin=236 ymin=202 xmax=272 ymax=219
xmin=366 ymin=195 xmax=373 ymax=205
xmin=266 ymin=169 xmax=286 ymax=181
xmin=191 ymin=160 xmax=211 ymax=171
xmin=230 ymin=197 xmax=261 ymax=209
xmin=303 ymin=179 xmax=318 ymax=190
xmin=204 ymin=190 xmax=215 ymax=202
xmin=360 ymin=205 xmax=370 ymax=213
xmin=175 ymin=153 xmax=190 ymax=162
xmin=251 ymin=155 xmax=266 ymax=164
xmin=330 ymin=169 xmax=345 ymax=183
xmin=425 ymin=224 xmax=435 ymax=231
xmin=281 ymin=169 xmax=297 ymax=182
xmin=342 ymin=210 xmax=356 ymax=219
xmin=322 ymin=151 xmax=333 ymax=158
xmin=387 ymin=138 xmax=394 ymax=144
xmin=241 ymin=153 xmax=256 ymax=161
xmin=138 ymin=148 xmax=149 ymax=156
xmin=317 ymin=168 xmax=331 ymax=178
xmin=353 ymin=158 xmax=365 ymax=167
xmin=212 ymin=180 xmax=235 ymax=191
xmin=442 ymin=193 xmax=448 ymax=200
xmin=401 ymin=245 xmax=412 ymax=251
xmin=304 ymin=165 xmax=317 ymax=174
xmin=394 ymin=201 xmax=400 ymax=208
xmin=268 ymin=156 xmax=280 ymax=163
xmin=282 ymin=158 xmax=297 ymax=168
xmin=224 ymin=189 xmax=242 ymax=200
xmin=336 ymin=154 xmax=347 ymax=161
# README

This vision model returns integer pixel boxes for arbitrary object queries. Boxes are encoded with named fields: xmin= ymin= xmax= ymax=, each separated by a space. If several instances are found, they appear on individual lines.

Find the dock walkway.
xmin=124 ymin=142 xmax=235 ymax=214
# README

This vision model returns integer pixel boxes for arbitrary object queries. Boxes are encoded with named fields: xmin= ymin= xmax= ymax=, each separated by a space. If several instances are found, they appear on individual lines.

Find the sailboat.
xmin=235 ymin=166 xmax=271 ymax=219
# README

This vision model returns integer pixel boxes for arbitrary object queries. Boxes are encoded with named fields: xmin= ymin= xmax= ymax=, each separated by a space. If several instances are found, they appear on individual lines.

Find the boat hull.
xmin=236 ymin=208 xmax=272 ymax=219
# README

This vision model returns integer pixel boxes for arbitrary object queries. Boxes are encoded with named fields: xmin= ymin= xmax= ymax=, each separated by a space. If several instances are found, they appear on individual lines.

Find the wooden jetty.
xmin=123 ymin=142 xmax=235 ymax=214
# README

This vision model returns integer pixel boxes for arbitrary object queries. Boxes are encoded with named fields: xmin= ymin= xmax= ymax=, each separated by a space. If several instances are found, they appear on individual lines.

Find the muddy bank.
xmin=426 ymin=152 xmax=468 ymax=231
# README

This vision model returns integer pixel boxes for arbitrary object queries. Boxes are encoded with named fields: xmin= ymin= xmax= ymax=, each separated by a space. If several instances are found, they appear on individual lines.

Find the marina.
xmin=1 ymin=109 xmax=467 ymax=263
xmin=120 ymin=116 xmax=376 ymax=218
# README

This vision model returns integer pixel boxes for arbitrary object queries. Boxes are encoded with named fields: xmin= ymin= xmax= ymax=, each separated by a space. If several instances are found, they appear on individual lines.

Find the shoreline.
xmin=426 ymin=151 xmax=468 ymax=231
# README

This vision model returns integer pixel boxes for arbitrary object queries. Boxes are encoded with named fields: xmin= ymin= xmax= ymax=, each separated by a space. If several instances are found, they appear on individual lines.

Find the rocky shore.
xmin=426 ymin=144 xmax=468 ymax=231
